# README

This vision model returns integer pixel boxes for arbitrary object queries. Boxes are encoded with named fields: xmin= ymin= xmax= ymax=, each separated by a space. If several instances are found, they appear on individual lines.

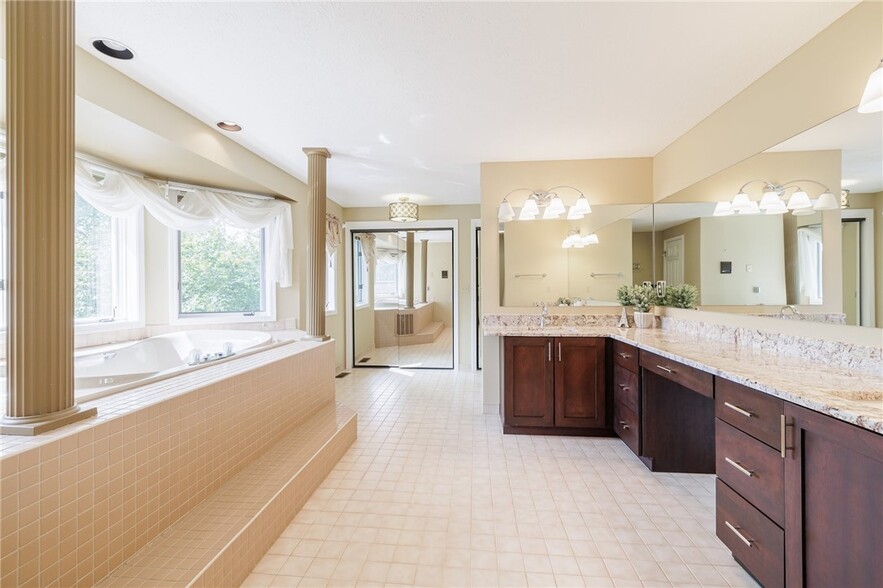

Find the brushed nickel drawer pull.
xmin=725 ymin=457 xmax=754 ymax=477
xmin=724 ymin=402 xmax=753 ymax=418
xmin=725 ymin=521 xmax=754 ymax=547
xmin=619 ymin=421 xmax=630 ymax=430
xmin=656 ymin=364 xmax=674 ymax=374
xmin=618 ymin=352 xmax=631 ymax=359
xmin=617 ymin=383 xmax=628 ymax=389
xmin=558 ymin=342 xmax=562 ymax=362
xmin=781 ymin=414 xmax=793 ymax=458
xmin=547 ymin=342 xmax=552 ymax=362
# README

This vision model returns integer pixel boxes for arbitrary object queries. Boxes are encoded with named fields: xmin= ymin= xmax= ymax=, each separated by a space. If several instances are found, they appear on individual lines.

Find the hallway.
xmin=245 ymin=369 xmax=757 ymax=587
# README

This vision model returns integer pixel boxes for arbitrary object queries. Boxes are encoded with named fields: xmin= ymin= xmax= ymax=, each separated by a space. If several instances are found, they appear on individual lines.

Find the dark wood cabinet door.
xmin=784 ymin=403 xmax=883 ymax=588
xmin=504 ymin=337 xmax=554 ymax=427
xmin=554 ymin=338 xmax=606 ymax=428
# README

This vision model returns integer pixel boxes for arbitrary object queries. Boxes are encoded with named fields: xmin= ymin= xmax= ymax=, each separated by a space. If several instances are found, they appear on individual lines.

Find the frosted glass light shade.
xmin=731 ymin=192 xmax=753 ymax=211
xmin=787 ymin=190 xmax=812 ymax=210
xmin=517 ymin=206 xmax=537 ymax=221
xmin=813 ymin=191 xmax=839 ymax=211
xmin=542 ymin=206 xmax=561 ymax=220
xmin=858 ymin=59 xmax=883 ymax=114
xmin=566 ymin=206 xmax=584 ymax=220
xmin=740 ymin=201 xmax=761 ymax=215
xmin=521 ymin=197 xmax=539 ymax=217
xmin=759 ymin=190 xmax=781 ymax=210
xmin=498 ymin=199 xmax=515 ymax=222
xmin=713 ymin=202 xmax=734 ymax=216
xmin=583 ymin=233 xmax=599 ymax=245
xmin=547 ymin=195 xmax=566 ymax=215
xmin=765 ymin=200 xmax=788 ymax=215
xmin=573 ymin=195 xmax=592 ymax=214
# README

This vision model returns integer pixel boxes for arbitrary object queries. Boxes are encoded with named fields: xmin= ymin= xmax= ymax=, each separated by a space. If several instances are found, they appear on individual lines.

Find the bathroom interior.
xmin=0 ymin=2 xmax=881 ymax=588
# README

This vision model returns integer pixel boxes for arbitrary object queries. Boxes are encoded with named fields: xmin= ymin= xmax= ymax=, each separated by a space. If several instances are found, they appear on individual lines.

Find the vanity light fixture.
xmin=561 ymin=229 xmax=600 ymax=249
xmin=92 ymin=38 xmax=135 ymax=60
xmin=858 ymin=58 xmax=883 ymax=114
xmin=717 ymin=179 xmax=838 ymax=217
xmin=499 ymin=186 xmax=591 ymax=223
xmin=389 ymin=196 xmax=419 ymax=223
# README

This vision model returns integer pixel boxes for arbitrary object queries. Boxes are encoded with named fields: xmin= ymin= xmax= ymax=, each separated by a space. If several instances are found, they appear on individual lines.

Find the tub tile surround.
xmin=483 ymin=315 xmax=883 ymax=434
xmin=0 ymin=334 xmax=351 ymax=587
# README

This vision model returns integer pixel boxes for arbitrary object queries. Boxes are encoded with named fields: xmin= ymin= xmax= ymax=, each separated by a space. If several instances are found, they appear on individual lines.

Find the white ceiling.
xmin=74 ymin=1 xmax=857 ymax=207
xmin=766 ymin=108 xmax=883 ymax=194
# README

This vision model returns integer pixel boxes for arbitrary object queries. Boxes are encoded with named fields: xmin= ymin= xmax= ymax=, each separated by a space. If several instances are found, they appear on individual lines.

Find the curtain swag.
xmin=326 ymin=214 xmax=343 ymax=255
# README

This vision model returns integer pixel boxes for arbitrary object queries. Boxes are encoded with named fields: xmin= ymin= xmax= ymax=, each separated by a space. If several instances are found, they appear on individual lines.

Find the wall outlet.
xmin=746 ymin=264 xmax=753 ymax=273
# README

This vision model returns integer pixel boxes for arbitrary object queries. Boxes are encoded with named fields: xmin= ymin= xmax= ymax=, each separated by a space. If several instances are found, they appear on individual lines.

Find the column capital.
xmin=302 ymin=147 xmax=332 ymax=159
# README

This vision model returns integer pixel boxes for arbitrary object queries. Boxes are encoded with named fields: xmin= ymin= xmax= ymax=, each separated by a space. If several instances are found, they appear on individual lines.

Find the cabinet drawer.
xmin=716 ymin=419 xmax=784 ymax=527
xmin=716 ymin=378 xmax=784 ymax=451
xmin=613 ymin=364 xmax=639 ymax=413
xmin=640 ymin=350 xmax=713 ymax=398
xmin=613 ymin=399 xmax=640 ymax=456
xmin=716 ymin=479 xmax=784 ymax=588
xmin=613 ymin=340 xmax=639 ymax=372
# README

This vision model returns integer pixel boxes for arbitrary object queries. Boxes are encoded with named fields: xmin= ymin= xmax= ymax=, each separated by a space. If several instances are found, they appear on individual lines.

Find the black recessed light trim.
xmin=92 ymin=38 xmax=134 ymax=60
xmin=217 ymin=121 xmax=243 ymax=132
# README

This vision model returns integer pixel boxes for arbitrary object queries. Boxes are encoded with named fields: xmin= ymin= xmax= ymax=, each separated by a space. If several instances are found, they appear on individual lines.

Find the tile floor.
xmin=356 ymin=327 xmax=454 ymax=369
xmin=244 ymin=368 xmax=759 ymax=588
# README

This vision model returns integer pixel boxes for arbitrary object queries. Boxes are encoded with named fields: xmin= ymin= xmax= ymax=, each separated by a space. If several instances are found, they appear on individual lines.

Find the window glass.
xmin=178 ymin=225 xmax=265 ymax=315
xmin=326 ymin=250 xmax=337 ymax=313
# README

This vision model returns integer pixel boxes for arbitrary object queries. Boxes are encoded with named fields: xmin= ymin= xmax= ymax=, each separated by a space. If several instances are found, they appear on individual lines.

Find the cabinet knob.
xmin=618 ymin=352 xmax=631 ymax=359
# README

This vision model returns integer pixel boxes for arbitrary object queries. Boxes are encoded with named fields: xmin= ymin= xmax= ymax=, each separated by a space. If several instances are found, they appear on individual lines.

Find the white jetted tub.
xmin=75 ymin=330 xmax=277 ymax=400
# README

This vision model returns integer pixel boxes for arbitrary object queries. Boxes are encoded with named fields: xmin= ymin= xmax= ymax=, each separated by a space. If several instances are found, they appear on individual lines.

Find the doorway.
xmin=663 ymin=235 xmax=685 ymax=286
xmin=348 ymin=226 xmax=455 ymax=369
xmin=840 ymin=212 xmax=876 ymax=327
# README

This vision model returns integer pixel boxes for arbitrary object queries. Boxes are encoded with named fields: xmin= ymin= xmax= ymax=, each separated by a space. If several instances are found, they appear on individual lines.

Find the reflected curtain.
xmin=361 ymin=233 xmax=376 ymax=265
xmin=73 ymin=161 xmax=294 ymax=287
xmin=797 ymin=225 xmax=823 ymax=304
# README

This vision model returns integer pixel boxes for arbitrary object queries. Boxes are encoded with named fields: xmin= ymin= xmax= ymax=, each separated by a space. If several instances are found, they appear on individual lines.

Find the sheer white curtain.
xmin=0 ymin=156 xmax=6 ymax=189
xmin=73 ymin=161 xmax=294 ymax=287
xmin=326 ymin=214 xmax=343 ymax=255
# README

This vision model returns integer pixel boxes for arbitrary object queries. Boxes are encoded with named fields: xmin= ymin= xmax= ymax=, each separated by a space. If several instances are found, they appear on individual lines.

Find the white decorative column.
xmin=419 ymin=238 xmax=429 ymax=303
xmin=2 ymin=0 xmax=97 ymax=435
xmin=404 ymin=231 xmax=415 ymax=309
xmin=302 ymin=147 xmax=332 ymax=341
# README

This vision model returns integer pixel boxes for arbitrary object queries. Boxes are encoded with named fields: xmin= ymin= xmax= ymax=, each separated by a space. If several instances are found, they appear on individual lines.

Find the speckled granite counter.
xmin=483 ymin=323 xmax=883 ymax=434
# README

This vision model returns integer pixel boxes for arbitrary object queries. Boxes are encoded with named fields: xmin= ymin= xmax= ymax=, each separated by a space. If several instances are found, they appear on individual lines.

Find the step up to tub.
xmin=399 ymin=320 xmax=445 ymax=346
xmin=95 ymin=402 xmax=357 ymax=588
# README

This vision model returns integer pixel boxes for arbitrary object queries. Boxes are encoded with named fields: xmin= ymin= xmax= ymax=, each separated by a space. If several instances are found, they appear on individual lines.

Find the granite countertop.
xmin=484 ymin=324 xmax=883 ymax=434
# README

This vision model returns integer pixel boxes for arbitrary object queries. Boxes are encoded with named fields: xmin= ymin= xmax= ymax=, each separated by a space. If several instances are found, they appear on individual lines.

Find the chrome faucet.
xmin=540 ymin=302 xmax=549 ymax=328
xmin=780 ymin=305 xmax=802 ymax=319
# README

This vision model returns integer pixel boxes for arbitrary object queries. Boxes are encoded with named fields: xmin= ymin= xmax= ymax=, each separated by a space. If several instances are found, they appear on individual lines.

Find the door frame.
xmin=344 ymin=219 xmax=459 ymax=370
xmin=470 ymin=218 xmax=481 ymax=371
xmin=841 ymin=209 xmax=875 ymax=327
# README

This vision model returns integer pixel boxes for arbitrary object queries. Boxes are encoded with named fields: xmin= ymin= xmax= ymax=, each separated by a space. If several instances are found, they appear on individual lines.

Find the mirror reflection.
xmin=351 ymin=229 xmax=454 ymax=369
xmin=499 ymin=205 xmax=651 ymax=306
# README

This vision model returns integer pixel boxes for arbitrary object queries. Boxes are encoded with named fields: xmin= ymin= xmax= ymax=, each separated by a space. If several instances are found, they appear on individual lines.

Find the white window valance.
xmin=73 ymin=161 xmax=294 ymax=287
xmin=326 ymin=214 xmax=343 ymax=255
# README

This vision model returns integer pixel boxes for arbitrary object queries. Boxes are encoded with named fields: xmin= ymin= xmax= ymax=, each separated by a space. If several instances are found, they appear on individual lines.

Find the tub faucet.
xmin=780 ymin=305 xmax=802 ymax=319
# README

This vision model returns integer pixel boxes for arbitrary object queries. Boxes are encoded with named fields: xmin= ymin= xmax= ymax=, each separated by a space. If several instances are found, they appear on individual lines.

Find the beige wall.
xmin=567 ymin=219 xmax=632 ymax=303
xmin=344 ymin=204 xmax=479 ymax=368
xmin=653 ymin=1 xmax=882 ymax=201
xmin=632 ymin=232 xmax=654 ymax=286
xmin=427 ymin=242 xmax=454 ymax=326
xmin=501 ymin=220 xmax=569 ymax=306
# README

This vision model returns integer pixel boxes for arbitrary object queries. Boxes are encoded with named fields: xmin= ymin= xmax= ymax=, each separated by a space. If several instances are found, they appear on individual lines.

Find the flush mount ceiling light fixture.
xmin=858 ymin=58 xmax=883 ymax=113
xmin=497 ymin=186 xmax=591 ymax=223
xmin=216 ymin=121 xmax=243 ymax=132
xmin=389 ymin=196 xmax=419 ymax=223
xmin=91 ymin=38 xmax=134 ymax=60
xmin=715 ymin=179 xmax=839 ymax=217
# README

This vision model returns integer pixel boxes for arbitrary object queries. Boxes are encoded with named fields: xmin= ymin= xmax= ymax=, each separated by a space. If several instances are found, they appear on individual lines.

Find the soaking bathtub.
xmin=75 ymin=330 xmax=280 ymax=401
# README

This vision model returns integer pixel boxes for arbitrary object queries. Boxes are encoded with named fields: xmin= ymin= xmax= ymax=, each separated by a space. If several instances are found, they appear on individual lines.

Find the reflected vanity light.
xmin=499 ymin=186 xmax=591 ymax=223
xmin=722 ymin=179 xmax=836 ymax=216
xmin=561 ymin=229 xmax=599 ymax=248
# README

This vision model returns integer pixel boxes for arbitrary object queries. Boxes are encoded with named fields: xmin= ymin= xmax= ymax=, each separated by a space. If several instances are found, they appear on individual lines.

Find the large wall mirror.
xmin=499 ymin=204 xmax=652 ymax=307
xmin=654 ymin=107 xmax=882 ymax=328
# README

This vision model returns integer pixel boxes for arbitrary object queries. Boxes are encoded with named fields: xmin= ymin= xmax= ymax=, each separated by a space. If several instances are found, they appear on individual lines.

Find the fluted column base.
xmin=1 ymin=405 xmax=97 ymax=436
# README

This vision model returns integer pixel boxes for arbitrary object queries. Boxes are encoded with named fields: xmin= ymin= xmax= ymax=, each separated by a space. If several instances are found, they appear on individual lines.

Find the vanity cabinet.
xmin=503 ymin=337 xmax=607 ymax=434
xmin=640 ymin=350 xmax=715 ymax=473
xmin=783 ymin=402 xmax=883 ymax=588
xmin=612 ymin=341 xmax=640 ymax=456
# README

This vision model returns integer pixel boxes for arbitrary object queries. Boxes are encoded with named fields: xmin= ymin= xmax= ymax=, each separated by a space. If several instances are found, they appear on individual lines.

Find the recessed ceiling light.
xmin=216 ymin=121 xmax=243 ymax=132
xmin=91 ymin=38 xmax=134 ymax=60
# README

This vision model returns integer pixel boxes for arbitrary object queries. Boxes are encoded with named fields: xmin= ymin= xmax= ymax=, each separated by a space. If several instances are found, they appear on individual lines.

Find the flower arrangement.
xmin=616 ymin=284 xmax=658 ymax=312
xmin=662 ymin=284 xmax=699 ymax=309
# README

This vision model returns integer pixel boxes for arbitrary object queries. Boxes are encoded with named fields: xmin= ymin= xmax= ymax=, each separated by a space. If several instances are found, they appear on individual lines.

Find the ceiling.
xmin=767 ymin=108 xmax=883 ymax=194
xmin=69 ymin=2 xmax=855 ymax=207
